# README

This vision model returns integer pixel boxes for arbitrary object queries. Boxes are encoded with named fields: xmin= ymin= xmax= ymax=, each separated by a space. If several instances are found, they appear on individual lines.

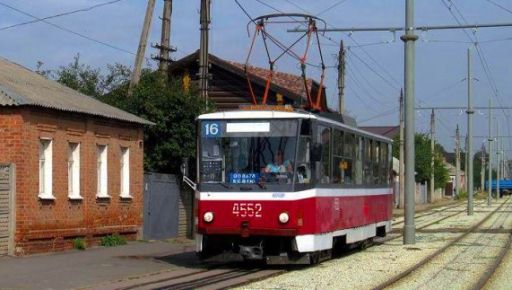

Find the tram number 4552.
xmin=232 ymin=203 xmax=262 ymax=218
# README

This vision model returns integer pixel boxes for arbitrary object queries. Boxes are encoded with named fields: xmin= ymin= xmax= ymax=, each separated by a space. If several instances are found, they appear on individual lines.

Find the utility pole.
xmin=129 ymin=0 xmax=156 ymax=94
xmin=465 ymin=135 xmax=469 ymax=192
xmin=399 ymin=90 xmax=405 ymax=208
xmin=155 ymin=0 xmax=174 ymax=72
xmin=496 ymin=121 xmax=500 ymax=200
xmin=467 ymin=48 xmax=474 ymax=215
xmin=199 ymin=0 xmax=211 ymax=107
xmin=338 ymin=40 xmax=346 ymax=114
xmin=488 ymin=98 xmax=493 ymax=206
xmin=402 ymin=0 xmax=417 ymax=244
xmin=456 ymin=125 xmax=460 ymax=199
xmin=430 ymin=109 xmax=435 ymax=203
xmin=480 ymin=144 xmax=485 ymax=193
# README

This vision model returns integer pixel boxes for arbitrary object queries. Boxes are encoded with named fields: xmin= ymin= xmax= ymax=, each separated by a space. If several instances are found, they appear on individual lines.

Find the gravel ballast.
xmin=236 ymin=199 xmax=511 ymax=290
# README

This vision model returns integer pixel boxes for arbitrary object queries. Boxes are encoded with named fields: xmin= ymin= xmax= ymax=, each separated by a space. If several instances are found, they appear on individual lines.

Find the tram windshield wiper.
xmin=218 ymin=182 xmax=232 ymax=189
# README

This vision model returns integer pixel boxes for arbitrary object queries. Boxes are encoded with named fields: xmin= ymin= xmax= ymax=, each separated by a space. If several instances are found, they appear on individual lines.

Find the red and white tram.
xmin=191 ymin=107 xmax=393 ymax=264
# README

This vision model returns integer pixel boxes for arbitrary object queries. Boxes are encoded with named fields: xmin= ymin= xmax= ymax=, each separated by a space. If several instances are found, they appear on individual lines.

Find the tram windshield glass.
xmin=200 ymin=120 xmax=298 ymax=187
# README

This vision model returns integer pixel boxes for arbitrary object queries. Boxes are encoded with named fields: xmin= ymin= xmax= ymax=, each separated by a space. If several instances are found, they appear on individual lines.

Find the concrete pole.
xmin=338 ymin=40 xmax=346 ymax=114
xmin=129 ymin=0 xmax=156 ymax=94
xmin=496 ymin=121 xmax=500 ymax=200
xmin=488 ymin=98 xmax=493 ymax=206
xmin=456 ymin=125 xmax=460 ymax=198
xmin=481 ymin=144 xmax=485 ymax=193
xmin=467 ymin=47 xmax=474 ymax=215
xmin=158 ymin=0 xmax=173 ymax=72
xmin=430 ymin=109 xmax=435 ymax=203
xmin=399 ymin=91 xmax=405 ymax=208
xmin=199 ymin=0 xmax=211 ymax=107
xmin=465 ymin=135 xmax=469 ymax=191
xmin=401 ymin=0 xmax=418 ymax=244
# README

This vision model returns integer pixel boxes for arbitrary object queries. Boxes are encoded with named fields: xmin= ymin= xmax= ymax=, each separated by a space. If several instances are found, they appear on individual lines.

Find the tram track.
xmin=372 ymin=197 xmax=512 ymax=290
xmin=391 ymin=200 xmax=464 ymax=227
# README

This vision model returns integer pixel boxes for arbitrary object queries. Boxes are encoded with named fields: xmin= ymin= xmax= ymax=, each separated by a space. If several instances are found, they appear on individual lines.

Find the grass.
xmin=73 ymin=237 xmax=86 ymax=250
xmin=100 ymin=234 xmax=127 ymax=247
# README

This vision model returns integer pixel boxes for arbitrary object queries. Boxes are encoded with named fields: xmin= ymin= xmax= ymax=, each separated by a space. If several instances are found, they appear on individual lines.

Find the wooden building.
xmin=168 ymin=50 xmax=329 ymax=111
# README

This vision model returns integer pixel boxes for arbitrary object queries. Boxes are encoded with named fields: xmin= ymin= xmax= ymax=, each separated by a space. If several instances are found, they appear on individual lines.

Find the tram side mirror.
xmin=311 ymin=143 xmax=322 ymax=162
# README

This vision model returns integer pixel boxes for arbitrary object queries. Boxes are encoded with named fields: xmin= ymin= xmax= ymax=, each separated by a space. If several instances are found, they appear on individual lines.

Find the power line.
xmin=0 ymin=1 xmax=135 ymax=55
xmin=316 ymin=0 xmax=350 ymax=17
xmin=0 ymin=0 xmax=127 ymax=31
xmin=486 ymin=0 xmax=512 ymax=15
xmin=347 ymin=48 xmax=400 ymax=90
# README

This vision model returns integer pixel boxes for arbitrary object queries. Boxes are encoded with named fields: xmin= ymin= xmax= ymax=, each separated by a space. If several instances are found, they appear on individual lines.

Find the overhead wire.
xmin=441 ymin=0 xmax=511 ymax=158
xmin=486 ymin=0 xmax=512 ymax=15
xmin=0 ymin=1 xmax=136 ymax=55
xmin=0 ymin=0 xmax=127 ymax=31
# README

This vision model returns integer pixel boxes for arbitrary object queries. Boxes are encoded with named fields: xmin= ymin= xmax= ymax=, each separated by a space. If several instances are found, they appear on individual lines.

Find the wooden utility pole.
xmin=429 ymin=109 xmax=435 ymax=203
xmin=155 ymin=0 xmax=174 ymax=72
xmin=199 ymin=0 xmax=211 ymax=106
xmin=129 ymin=0 xmax=156 ymax=94
xmin=337 ymin=40 xmax=346 ymax=114
xmin=456 ymin=125 xmax=460 ymax=198
xmin=399 ymin=90 xmax=405 ymax=208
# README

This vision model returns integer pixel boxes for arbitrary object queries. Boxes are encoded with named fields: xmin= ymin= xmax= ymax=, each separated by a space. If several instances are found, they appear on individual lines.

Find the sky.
xmin=0 ymin=0 xmax=511 ymax=160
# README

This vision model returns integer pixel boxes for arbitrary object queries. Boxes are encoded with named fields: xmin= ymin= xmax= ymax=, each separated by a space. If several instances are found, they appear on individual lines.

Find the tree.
xmin=393 ymin=133 xmax=449 ymax=189
xmin=100 ymin=71 xmax=213 ymax=174
xmin=46 ymin=56 xmax=213 ymax=175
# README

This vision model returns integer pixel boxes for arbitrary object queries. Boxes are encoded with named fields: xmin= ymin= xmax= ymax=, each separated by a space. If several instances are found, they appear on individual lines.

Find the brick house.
xmin=0 ymin=57 xmax=152 ymax=255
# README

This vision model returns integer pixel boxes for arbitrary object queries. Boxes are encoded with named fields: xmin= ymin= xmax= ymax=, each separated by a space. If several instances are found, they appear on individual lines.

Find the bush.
xmin=73 ymin=238 xmax=86 ymax=250
xmin=455 ymin=190 xmax=468 ymax=200
xmin=100 ymin=234 xmax=127 ymax=247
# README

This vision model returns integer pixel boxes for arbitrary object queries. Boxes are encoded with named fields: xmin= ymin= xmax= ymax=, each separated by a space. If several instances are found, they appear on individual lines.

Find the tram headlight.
xmin=203 ymin=211 xmax=214 ymax=223
xmin=279 ymin=212 xmax=289 ymax=224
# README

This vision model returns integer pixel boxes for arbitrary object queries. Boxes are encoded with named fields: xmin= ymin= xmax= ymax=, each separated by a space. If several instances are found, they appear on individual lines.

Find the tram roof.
xmin=198 ymin=110 xmax=392 ymax=142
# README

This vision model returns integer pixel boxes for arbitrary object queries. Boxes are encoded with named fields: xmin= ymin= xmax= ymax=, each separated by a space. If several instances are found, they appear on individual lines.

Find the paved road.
xmin=0 ymin=239 xmax=196 ymax=290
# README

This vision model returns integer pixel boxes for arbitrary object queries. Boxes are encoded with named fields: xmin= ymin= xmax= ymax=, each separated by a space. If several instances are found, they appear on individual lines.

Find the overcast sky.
xmin=1 ymin=0 xmax=511 ymax=159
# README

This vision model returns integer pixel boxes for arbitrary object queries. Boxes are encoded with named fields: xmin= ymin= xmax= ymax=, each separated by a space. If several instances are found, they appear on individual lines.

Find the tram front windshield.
xmin=200 ymin=120 xmax=298 ymax=189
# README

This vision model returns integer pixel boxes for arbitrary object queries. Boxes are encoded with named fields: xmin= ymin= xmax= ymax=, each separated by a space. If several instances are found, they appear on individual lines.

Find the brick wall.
xmin=0 ymin=107 xmax=145 ymax=255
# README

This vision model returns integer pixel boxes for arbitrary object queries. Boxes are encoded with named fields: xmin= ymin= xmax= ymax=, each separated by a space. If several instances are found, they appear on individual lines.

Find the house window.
xmin=120 ymin=147 xmax=131 ymax=198
xmin=39 ymin=139 xmax=54 ymax=199
xmin=68 ymin=143 xmax=81 ymax=199
xmin=97 ymin=145 xmax=109 ymax=198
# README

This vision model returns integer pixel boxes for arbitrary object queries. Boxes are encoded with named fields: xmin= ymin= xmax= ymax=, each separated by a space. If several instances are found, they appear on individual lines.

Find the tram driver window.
xmin=296 ymin=120 xmax=311 ymax=184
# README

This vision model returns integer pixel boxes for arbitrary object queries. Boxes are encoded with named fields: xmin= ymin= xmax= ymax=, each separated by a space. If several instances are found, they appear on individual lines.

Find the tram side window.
xmin=296 ymin=120 xmax=311 ymax=184
xmin=332 ymin=130 xmax=354 ymax=185
xmin=380 ymin=142 xmax=389 ymax=185
xmin=332 ymin=130 xmax=344 ymax=184
xmin=316 ymin=126 xmax=331 ymax=184
xmin=373 ymin=141 xmax=380 ymax=185
xmin=355 ymin=136 xmax=363 ymax=185
xmin=363 ymin=138 xmax=373 ymax=184
xmin=388 ymin=143 xmax=393 ymax=184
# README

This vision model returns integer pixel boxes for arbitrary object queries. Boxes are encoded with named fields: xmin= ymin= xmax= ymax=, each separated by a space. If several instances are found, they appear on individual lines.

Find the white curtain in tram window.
xmin=38 ymin=139 xmax=53 ymax=198
xmin=96 ymin=145 xmax=108 ymax=197
xmin=120 ymin=147 xmax=130 ymax=197
xmin=68 ymin=143 xmax=81 ymax=199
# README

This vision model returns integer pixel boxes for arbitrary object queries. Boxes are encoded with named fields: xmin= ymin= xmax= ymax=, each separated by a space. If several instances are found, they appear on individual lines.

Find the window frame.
xmin=96 ymin=144 xmax=109 ymax=198
xmin=68 ymin=142 xmax=82 ymax=200
xmin=38 ymin=138 xmax=54 ymax=199
xmin=120 ymin=146 xmax=131 ymax=198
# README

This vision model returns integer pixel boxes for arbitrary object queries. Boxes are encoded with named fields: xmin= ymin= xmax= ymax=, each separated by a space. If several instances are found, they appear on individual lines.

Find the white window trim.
xmin=68 ymin=143 xmax=82 ymax=200
xmin=38 ymin=138 xmax=55 ymax=200
xmin=96 ymin=144 xmax=110 ymax=198
xmin=120 ymin=147 xmax=132 ymax=198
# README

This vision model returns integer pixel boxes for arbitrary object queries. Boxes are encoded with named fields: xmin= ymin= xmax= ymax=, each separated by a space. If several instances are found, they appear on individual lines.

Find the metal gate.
xmin=143 ymin=173 xmax=179 ymax=240
xmin=0 ymin=164 xmax=13 ymax=256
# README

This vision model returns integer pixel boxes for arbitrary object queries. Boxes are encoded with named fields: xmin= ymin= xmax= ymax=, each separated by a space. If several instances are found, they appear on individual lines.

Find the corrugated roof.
xmin=0 ymin=57 xmax=153 ymax=125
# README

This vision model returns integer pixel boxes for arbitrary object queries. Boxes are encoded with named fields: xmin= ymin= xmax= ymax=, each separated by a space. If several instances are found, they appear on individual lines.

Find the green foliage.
xmin=100 ymin=234 xmax=127 ymax=247
xmin=73 ymin=237 xmax=86 ymax=250
xmin=393 ymin=133 xmax=449 ymax=189
xmin=47 ymin=55 xmax=212 ymax=175
xmin=100 ymin=71 xmax=214 ymax=174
